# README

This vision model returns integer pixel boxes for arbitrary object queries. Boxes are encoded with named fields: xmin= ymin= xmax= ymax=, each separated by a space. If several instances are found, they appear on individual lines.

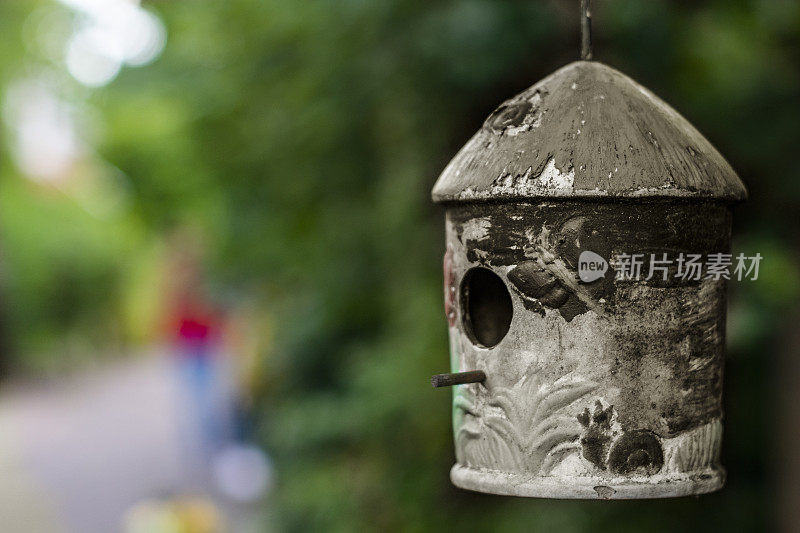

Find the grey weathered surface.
xmin=441 ymin=202 xmax=729 ymax=499
xmin=432 ymin=61 xmax=747 ymax=203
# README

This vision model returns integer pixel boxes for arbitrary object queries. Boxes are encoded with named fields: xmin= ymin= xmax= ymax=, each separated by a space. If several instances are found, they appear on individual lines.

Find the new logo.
xmin=578 ymin=251 xmax=608 ymax=282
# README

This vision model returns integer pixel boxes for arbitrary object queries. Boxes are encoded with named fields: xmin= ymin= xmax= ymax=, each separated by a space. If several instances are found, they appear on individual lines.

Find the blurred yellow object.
xmin=123 ymin=495 xmax=223 ymax=533
xmin=122 ymin=499 xmax=182 ymax=533
xmin=170 ymin=496 xmax=223 ymax=533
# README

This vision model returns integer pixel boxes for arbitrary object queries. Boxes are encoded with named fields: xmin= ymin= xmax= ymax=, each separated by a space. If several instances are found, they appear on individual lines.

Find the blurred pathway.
xmin=0 ymin=401 xmax=63 ymax=532
xmin=0 ymin=350 xmax=253 ymax=533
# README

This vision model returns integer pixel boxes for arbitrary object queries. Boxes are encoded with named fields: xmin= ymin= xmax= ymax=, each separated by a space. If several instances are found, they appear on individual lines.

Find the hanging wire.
xmin=580 ymin=0 xmax=593 ymax=60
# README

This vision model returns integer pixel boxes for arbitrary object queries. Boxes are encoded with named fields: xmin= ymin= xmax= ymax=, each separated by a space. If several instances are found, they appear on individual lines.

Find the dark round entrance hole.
xmin=461 ymin=267 xmax=513 ymax=348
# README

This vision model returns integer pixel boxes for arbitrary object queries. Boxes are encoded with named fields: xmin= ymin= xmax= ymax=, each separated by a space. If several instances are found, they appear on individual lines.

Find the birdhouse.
xmin=431 ymin=60 xmax=747 ymax=499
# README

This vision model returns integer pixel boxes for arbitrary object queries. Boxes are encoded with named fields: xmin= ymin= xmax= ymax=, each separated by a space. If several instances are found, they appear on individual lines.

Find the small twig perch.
xmin=431 ymin=370 xmax=486 ymax=388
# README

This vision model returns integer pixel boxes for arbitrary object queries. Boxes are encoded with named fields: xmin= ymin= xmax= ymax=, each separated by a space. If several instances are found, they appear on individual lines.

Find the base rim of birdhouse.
xmin=450 ymin=464 xmax=725 ymax=499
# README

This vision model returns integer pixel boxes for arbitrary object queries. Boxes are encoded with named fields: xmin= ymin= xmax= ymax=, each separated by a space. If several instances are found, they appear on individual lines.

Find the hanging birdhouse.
xmin=430 ymin=17 xmax=746 ymax=498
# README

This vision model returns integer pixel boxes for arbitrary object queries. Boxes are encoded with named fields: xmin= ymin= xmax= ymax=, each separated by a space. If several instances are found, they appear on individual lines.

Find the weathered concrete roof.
xmin=432 ymin=61 xmax=747 ymax=203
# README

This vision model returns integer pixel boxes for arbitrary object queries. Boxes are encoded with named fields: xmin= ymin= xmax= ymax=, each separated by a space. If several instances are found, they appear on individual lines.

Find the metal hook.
xmin=581 ymin=0 xmax=593 ymax=61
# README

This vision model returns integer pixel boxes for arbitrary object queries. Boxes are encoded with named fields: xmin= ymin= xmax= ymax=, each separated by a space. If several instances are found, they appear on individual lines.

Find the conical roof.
xmin=432 ymin=61 xmax=746 ymax=203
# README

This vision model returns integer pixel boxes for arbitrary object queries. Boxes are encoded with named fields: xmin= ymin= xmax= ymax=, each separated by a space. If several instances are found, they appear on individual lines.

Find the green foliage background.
xmin=2 ymin=0 xmax=799 ymax=530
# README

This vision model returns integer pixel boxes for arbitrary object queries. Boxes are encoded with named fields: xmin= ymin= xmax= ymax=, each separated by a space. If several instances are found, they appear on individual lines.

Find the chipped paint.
xmin=538 ymin=158 xmax=575 ymax=190
xmin=481 ymin=158 xmax=575 ymax=199
xmin=460 ymin=217 xmax=492 ymax=243
xmin=432 ymin=61 xmax=747 ymax=203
